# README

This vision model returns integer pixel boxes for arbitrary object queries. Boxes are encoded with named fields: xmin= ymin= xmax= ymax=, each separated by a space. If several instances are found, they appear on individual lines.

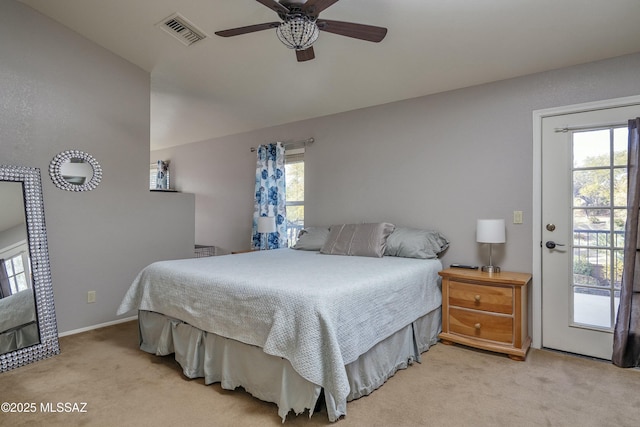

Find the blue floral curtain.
xmin=252 ymin=142 xmax=288 ymax=249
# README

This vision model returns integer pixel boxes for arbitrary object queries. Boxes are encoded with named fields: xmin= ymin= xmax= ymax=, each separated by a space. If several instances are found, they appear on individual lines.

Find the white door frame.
xmin=532 ymin=94 xmax=640 ymax=350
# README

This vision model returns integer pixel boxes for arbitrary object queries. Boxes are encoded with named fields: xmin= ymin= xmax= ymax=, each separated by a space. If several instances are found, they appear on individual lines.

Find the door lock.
xmin=545 ymin=241 xmax=565 ymax=249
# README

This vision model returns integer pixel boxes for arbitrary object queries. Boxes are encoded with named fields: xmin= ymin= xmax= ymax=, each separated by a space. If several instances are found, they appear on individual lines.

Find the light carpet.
xmin=1 ymin=321 xmax=639 ymax=426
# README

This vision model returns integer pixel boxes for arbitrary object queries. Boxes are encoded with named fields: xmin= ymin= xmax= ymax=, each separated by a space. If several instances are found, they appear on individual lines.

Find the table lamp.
xmin=476 ymin=219 xmax=506 ymax=273
xmin=257 ymin=216 xmax=276 ymax=250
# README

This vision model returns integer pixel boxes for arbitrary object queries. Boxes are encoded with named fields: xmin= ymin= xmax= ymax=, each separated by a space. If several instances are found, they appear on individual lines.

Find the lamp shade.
xmin=257 ymin=216 xmax=276 ymax=234
xmin=476 ymin=219 xmax=506 ymax=243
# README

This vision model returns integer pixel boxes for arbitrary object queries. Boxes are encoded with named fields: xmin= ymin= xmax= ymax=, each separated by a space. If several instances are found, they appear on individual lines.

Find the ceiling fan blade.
xmin=302 ymin=0 xmax=340 ymax=16
xmin=255 ymin=0 xmax=290 ymax=14
xmin=296 ymin=47 xmax=315 ymax=62
xmin=317 ymin=19 xmax=387 ymax=42
xmin=215 ymin=22 xmax=280 ymax=37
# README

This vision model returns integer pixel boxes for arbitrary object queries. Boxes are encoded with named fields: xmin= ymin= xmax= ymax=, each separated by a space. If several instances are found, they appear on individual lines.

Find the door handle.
xmin=545 ymin=241 xmax=565 ymax=249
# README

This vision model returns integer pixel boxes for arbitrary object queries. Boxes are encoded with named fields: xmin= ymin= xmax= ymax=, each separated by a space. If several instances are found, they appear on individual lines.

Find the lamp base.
xmin=481 ymin=265 xmax=500 ymax=273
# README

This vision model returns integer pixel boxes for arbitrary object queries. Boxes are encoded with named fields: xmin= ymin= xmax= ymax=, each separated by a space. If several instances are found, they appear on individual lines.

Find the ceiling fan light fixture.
xmin=276 ymin=15 xmax=319 ymax=50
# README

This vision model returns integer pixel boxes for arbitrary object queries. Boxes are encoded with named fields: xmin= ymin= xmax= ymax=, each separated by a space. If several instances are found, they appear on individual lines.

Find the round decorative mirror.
xmin=49 ymin=150 xmax=102 ymax=191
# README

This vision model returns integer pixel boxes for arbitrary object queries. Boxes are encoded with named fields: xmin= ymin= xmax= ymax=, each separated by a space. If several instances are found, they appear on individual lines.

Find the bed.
xmin=0 ymin=289 xmax=39 ymax=354
xmin=117 ymin=225 xmax=447 ymax=422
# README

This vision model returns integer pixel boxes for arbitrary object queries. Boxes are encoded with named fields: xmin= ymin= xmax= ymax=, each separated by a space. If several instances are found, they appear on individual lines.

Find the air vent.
xmin=157 ymin=13 xmax=207 ymax=46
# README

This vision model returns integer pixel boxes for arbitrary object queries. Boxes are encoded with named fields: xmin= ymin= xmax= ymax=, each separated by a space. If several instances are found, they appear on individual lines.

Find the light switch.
xmin=513 ymin=211 xmax=523 ymax=224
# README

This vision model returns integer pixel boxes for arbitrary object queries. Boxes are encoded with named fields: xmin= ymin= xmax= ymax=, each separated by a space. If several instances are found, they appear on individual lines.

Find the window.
xmin=4 ymin=252 xmax=30 ymax=294
xmin=571 ymin=126 xmax=627 ymax=329
xmin=285 ymin=149 xmax=304 ymax=246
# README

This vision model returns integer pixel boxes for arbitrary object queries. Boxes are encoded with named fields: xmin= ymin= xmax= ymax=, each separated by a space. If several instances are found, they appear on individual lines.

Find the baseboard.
xmin=58 ymin=315 xmax=138 ymax=337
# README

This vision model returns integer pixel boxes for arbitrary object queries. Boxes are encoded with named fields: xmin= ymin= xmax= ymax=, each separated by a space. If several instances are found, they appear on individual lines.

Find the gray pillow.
xmin=384 ymin=227 xmax=449 ymax=259
xmin=292 ymin=226 xmax=330 ymax=251
xmin=320 ymin=223 xmax=395 ymax=258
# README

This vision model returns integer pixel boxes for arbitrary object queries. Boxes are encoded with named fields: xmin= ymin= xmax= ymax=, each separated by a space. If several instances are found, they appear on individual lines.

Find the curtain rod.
xmin=250 ymin=137 xmax=314 ymax=152
xmin=554 ymin=122 xmax=627 ymax=133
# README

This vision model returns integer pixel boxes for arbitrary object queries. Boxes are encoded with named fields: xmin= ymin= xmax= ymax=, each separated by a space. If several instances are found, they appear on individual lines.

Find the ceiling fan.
xmin=215 ymin=0 xmax=387 ymax=62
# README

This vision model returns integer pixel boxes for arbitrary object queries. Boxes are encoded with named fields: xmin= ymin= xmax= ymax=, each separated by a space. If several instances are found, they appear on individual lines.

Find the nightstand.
xmin=231 ymin=249 xmax=257 ymax=254
xmin=438 ymin=268 xmax=532 ymax=361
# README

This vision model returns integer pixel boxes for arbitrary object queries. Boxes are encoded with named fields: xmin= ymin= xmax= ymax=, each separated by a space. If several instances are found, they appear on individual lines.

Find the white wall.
xmin=153 ymin=52 xmax=640 ymax=274
xmin=0 ymin=1 xmax=195 ymax=333
xmin=153 ymin=133 xmax=257 ymax=251
xmin=0 ymin=224 xmax=27 ymax=253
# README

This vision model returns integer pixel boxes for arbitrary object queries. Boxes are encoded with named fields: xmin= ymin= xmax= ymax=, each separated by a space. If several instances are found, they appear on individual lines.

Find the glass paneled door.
xmin=571 ymin=128 xmax=626 ymax=329
xmin=541 ymin=103 xmax=640 ymax=360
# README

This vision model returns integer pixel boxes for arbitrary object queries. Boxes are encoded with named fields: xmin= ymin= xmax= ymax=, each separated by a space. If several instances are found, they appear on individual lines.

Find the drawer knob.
xmin=474 ymin=323 xmax=481 ymax=330
xmin=474 ymin=295 xmax=481 ymax=302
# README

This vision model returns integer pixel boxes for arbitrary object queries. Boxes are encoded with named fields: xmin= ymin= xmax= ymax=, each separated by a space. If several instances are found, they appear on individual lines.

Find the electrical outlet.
xmin=513 ymin=211 xmax=523 ymax=224
xmin=87 ymin=291 xmax=96 ymax=303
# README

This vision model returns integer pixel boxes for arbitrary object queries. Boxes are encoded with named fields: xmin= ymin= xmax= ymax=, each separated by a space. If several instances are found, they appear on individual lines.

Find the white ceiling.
xmin=19 ymin=0 xmax=640 ymax=150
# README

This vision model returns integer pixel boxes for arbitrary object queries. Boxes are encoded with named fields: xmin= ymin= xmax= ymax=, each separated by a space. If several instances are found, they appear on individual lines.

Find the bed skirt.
xmin=138 ymin=307 xmax=441 ymax=422
xmin=0 ymin=322 xmax=39 ymax=355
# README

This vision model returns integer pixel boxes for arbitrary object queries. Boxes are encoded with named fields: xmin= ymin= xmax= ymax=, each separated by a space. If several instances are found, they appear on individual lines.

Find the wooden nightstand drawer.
xmin=449 ymin=307 xmax=513 ymax=344
xmin=449 ymin=280 xmax=513 ymax=314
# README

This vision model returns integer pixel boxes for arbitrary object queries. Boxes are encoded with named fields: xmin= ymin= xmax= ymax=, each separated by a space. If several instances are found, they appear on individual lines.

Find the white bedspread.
xmin=117 ymin=249 xmax=442 ymax=409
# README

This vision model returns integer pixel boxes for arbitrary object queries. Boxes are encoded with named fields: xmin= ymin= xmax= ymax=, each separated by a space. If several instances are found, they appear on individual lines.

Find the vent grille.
xmin=157 ymin=13 xmax=207 ymax=46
